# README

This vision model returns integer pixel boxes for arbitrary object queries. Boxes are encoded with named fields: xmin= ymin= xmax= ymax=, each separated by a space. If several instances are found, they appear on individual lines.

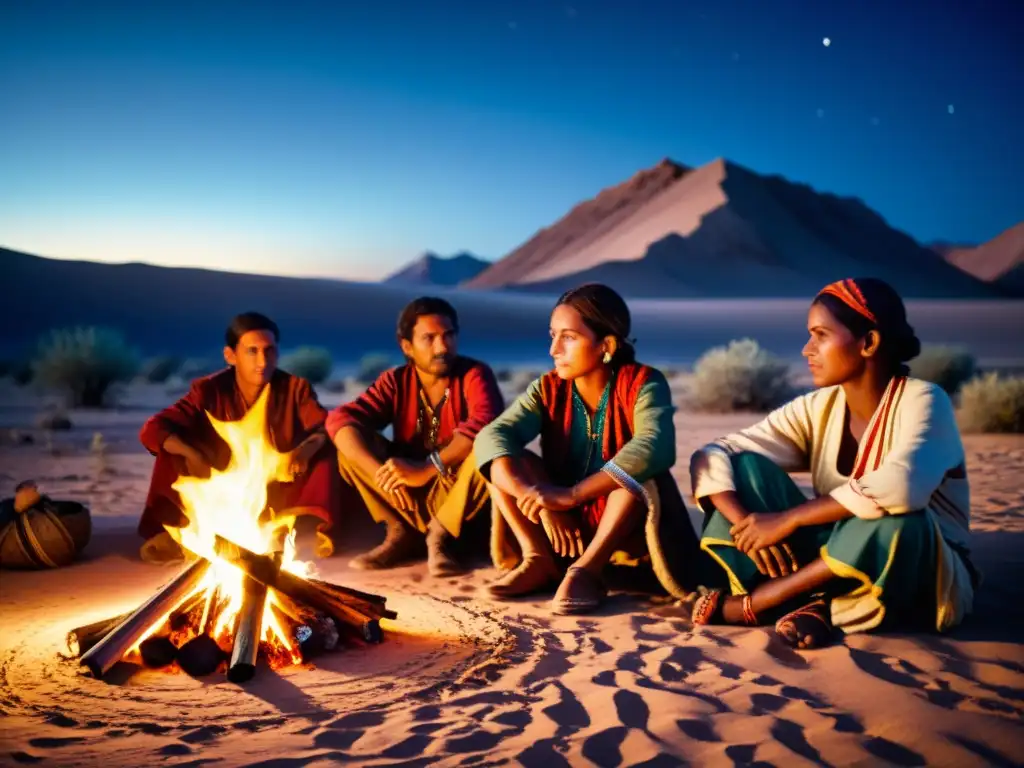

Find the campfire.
xmin=67 ymin=388 xmax=395 ymax=682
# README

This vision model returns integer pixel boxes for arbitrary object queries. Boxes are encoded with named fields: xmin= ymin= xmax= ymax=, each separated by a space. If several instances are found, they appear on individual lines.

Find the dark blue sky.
xmin=2 ymin=0 xmax=1021 ymax=279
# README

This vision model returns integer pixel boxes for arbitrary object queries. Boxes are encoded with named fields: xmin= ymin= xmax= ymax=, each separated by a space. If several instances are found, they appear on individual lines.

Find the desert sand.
xmin=1 ymin=377 xmax=1022 ymax=768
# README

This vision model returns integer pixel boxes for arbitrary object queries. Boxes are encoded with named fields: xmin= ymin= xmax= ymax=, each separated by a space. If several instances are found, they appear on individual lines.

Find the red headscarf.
xmin=816 ymin=278 xmax=877 ymax=323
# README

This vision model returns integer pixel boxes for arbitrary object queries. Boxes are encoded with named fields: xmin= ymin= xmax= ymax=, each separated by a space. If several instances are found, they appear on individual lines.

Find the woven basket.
xmin=0 ymin=498 xmax=92 ymax=569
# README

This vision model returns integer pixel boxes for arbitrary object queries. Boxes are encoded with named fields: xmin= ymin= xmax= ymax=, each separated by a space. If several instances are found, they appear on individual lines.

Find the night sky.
xmin=2 ymin=0 xmax=1021 ymax=279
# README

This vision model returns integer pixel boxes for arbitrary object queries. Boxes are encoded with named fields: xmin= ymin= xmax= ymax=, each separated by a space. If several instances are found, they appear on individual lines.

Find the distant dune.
xmin=4 ymin=248 xmax=1024 ymax=368
xmin=383 ymin=251 xmax=490 ymax=287
xmin=938 ymin=222 xmax=1024 ymax=297
xmin=463 ymin=158 xmax=1005 ymax=299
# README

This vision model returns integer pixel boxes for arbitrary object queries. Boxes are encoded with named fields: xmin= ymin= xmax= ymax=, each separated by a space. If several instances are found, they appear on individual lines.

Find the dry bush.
xmin=280 ymin=346 xmax=333 ymax=384
xmin=956 ymin=373 xmax=1024 ymax=434
xmin=909 ymin=345 xmax=977 ymax=394
xmin=689 ymin=339 xmax=796 ymax=413
xmin=356 ymin=352 xmax=395 ymax=384
xmin=32 ymin=327 xmax=140 ymax=408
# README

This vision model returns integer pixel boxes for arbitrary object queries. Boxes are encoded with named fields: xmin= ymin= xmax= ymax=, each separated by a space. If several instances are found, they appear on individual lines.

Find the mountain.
xmin=0 ymin=248 xmax=552 ymax=361
xmin=3 ymin=248 xmax=1021 ymax=368
xmin=384 ymin=251 xmax=490 ymax=287
xmin=937 ymin=223 xmax=1024 ymax=297
xmin=463 ymin=158 xmax=1004 ymax=299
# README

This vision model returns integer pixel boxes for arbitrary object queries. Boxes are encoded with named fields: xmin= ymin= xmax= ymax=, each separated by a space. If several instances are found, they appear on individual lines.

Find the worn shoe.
xmin=551 ymin=566 xmax=607 ymax=615
xmin=487 ymin=554 xmax=559 ymax=599
xmin=426 ymin=518 xmax=465 ymax=577
xmin=348 ymin=522 xmax=424 ymax=570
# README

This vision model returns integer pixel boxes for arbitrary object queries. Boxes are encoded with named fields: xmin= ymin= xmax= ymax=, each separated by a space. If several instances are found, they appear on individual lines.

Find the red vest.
xmin=536 ymin=362 xmax=654 ymax=530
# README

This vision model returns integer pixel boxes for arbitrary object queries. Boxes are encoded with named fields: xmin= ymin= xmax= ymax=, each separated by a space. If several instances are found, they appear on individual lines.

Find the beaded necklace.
xmin=572 ymin=382 xmax=610 ymax=473
xmin=415 ymin=386 xmax=449 ymax=450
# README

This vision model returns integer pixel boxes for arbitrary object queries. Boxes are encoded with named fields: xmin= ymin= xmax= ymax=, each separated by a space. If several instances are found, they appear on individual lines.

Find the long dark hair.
xmin=556 ymin=283 xmax=636 ymax=365
xmin=813 ymin=277 xmax=921 ymax=376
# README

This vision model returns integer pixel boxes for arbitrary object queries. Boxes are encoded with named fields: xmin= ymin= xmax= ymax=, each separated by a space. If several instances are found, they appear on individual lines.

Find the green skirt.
xmin=698 ymin=452 xmax=938 ymax=634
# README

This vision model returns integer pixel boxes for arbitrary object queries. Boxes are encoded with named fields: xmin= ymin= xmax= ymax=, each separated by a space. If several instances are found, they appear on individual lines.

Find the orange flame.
xmin=140 ymin=386 xmax=314 ymax=664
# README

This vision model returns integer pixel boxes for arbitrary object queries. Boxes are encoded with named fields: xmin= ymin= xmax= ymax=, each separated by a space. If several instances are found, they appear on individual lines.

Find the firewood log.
xmin=139 ymin=636 xmax=177 ymax=668
xmin=227 ymin=554 xmax=280 ymax=683
xmin=80 ymin=559 xmax=211 ymax=678
xmin=212 ymin=536 xmax=392 ymax=639
xmin=66 ymin=611 xmax=133 ymax=657
xmin=177 ymin=634 xmax=225 ymax=677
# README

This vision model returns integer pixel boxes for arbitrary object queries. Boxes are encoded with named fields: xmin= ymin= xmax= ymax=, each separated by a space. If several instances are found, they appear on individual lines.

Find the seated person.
xmin=138 ymin=312 xmax=339 ymax=563
xmin=473 ymin=283 xmax=699 ymax=615
xmin=327 ymin=297 xmax=504 ymax=577
xmin=690 ymin=278 xmax=978 ymax=649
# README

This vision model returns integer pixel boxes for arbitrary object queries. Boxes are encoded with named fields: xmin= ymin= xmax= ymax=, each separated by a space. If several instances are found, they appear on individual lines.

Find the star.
xmin=732 ymin=51 xmax=740 ymax=61
xmin=566 ymin=6 xmax=577 ymax=18
xmin=870 ymin=116 xmax=881 ymax=126
xmin=823 ymin=37 xmax=831 ymax=47
xmin=508 ymin=21 xmax=518 ymax=31
xmin=947 ymin=104 xmax=955 ymax=114
xmin=816 ymin=108 xmax=825 ymax=118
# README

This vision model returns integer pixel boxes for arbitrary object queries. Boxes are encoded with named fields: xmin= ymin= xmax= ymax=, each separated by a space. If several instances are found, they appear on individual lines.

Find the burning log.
xmin=80 ymin=559 xmax=211 ymax=678
xmin=213 ymin=535 xmax=391 ymax=642
xmin=310 ymin=579 xmax=398 ymax=621
xmin=168 ymin=589 xmax=208 ymax=632
xmin=308 ymin=579 xmax=387 ymax=607
xmin=270 ymin=599 xmax=340 ymax=661
xmin=66 ymin=611 xmax=134 ymax=657
xmin=178 ymin=635 xmax=226 ymax=677
xmin=139 ymin=636 xmax=177 ymax=669
xmin=227 ymin=553 xmax=280 ymax=683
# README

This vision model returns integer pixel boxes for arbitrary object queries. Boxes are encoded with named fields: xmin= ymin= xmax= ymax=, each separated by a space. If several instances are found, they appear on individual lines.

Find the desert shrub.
xmin=689 ymin=339 xmax=796 ymax=413
xmin=356 ymin=353 xmax=394 ymax=383
xmin=909 ymin=345 xmax=977 ymax=394
xmin=280 ymin=346 xmax=333 ymax=384
xmin=139 ymin=355 xmax=182 ymax=384
xmin=956 ymin=373 xmax=1024 ymax=434
xmin=32 ymin=327 xmax=140 ymax=408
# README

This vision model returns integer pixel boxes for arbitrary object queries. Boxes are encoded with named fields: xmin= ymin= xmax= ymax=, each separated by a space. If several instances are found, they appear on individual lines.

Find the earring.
xmin=602 ymin=351 xmax=612 ymax=364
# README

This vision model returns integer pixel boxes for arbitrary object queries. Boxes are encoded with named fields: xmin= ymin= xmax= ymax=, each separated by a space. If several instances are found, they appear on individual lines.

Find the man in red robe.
xmin=138 ymin=312 xmax=339 ymax=563
xmin=327 ymin=297 xmax=504 ymax=576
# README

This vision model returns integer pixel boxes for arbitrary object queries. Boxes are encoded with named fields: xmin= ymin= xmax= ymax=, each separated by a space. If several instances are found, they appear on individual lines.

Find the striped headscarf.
xmin=814 ymin=277 xmax=920 ymax=374
xmin=817 ymin=278 xmax=877 ymax=323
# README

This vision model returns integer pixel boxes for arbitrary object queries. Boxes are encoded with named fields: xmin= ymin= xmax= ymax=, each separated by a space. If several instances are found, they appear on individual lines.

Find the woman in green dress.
xmin=474 ymin=284 xmax=698 ymax=615
xmin=690 ymin=278 xmax=977 ymax=648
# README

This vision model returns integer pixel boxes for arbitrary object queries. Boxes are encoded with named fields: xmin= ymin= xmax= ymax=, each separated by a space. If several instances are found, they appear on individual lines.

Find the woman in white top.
xmin=689 ymin=278 xmax=977 ymax=649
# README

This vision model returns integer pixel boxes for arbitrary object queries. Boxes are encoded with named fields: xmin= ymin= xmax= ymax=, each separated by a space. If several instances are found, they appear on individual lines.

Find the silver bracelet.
xmin=429 ymin=450 xmax=447 ymax=477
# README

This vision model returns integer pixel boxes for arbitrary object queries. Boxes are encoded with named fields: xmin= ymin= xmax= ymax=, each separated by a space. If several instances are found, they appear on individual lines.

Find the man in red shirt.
xmin=328 ymin=297 xmax=504 ymax=576
xmin=138 ymin=312 xmax=339 ymax=563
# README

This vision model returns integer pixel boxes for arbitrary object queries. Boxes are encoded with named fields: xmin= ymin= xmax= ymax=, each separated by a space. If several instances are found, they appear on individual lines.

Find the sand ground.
xmin=1 ymin=382 xmax=1022 ymax=767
